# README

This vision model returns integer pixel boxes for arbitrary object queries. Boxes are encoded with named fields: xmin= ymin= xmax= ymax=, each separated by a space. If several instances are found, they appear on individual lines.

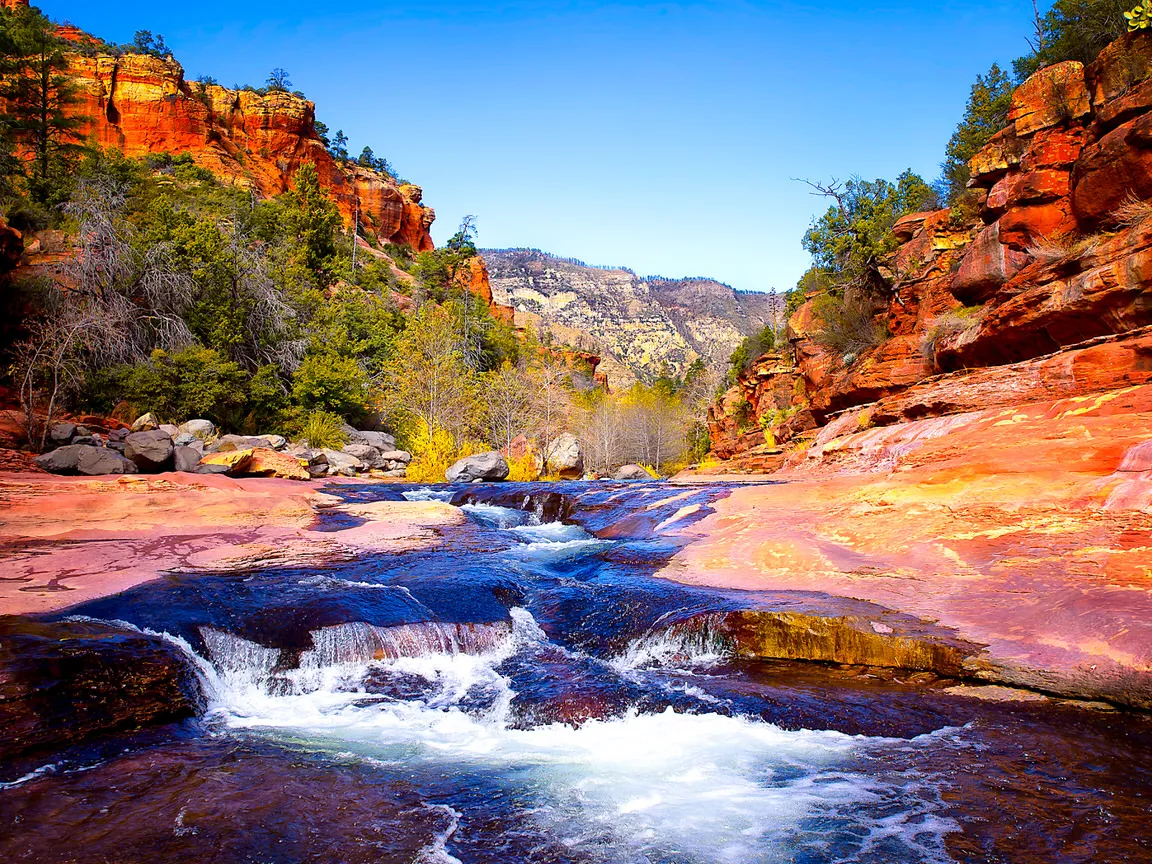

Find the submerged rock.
xmin=446 ymin=451 xmax=509 ymax=483
xmin=0 ymin=617 xmax=203 ymax=764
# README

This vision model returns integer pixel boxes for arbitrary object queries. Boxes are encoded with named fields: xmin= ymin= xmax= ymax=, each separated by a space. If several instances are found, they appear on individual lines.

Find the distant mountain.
xmin=482 ymin=249 xmax=781 ymax=386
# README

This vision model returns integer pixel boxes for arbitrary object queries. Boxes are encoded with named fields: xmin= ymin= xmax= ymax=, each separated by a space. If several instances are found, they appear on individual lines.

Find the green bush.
xmin=810 ymin=294 xmax=889 ymax=360
xmin=291 ymin=353 xmax=370 ymax=418
xmin=292 ymin=410 xmax=347 ymax=449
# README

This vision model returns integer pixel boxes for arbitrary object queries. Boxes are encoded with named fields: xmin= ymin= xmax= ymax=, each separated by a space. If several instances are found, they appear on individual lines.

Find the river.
xmin=1 ymin=482 xmax=1149 ymax=863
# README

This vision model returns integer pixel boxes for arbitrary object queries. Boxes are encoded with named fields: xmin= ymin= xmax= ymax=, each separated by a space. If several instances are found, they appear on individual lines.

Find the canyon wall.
xmin=708 ymin=31 xmax=1152 ymax=466
xmin=483 ymin=248 xmax=779 ymax=385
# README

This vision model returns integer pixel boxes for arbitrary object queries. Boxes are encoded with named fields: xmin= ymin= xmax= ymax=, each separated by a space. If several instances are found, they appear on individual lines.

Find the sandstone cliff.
xmin=707 ymin=30 xmax=1152 ymax=466
xmin=60 ymin=49 xmax=434 ymax=251
xmin=483 ymin=248 xmax=779 ymax=386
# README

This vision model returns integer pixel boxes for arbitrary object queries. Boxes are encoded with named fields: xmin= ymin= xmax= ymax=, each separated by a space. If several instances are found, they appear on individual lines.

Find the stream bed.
xmin=1 ymin=482 xmax=1150 ymax=863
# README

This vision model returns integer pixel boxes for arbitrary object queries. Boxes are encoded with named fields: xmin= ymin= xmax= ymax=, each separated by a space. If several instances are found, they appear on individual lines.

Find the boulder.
xmin=379 ymin=449 xmax=413 ymax=464
xmin=321 ymin=448 xmax=365 ymax=474
xmin=194 ymin=462 xmax=232 ymax=476
xmin=173 ymin=445 xmax=202 ymax=473
xmin=158 ymin=423 xmax=179 ymax=439
xmin=210 ymin=434 xmax=265 ymax=453
xmin=177 ymin=419 xmax=216 ymax=439
xmin=342 ymin=443 xmax=385 ymax=469
xmin=545 ymin=433 xmax=584 ymax=479
xmin=614 ymin=464 xmax=655 ymax=481
xmin=254 ymin=434 xmax=287 ymax=451
xmin=172 ymin=433 xmax=202 ymax=450
xmin=130 ymin=412 xmax=160 ymax=433
xmin=197 ymin=447 xmax=309 ymax=480
xmin=123 ymin=430 xmax=174 ymax=472
xmin=446 ymin=451 xmax=509 ymax=483
xmin=343 ymin=427 xmax=396 ymax=451
xmin=241 ymin=448 xmax=309 ymax=481
xmin=76 ymin=447 xmax=138 ymax=476
xmin=34 ymin=445 xmax=84 ymax=474
xmin=48 ymin=422 xmax=76 ymax=444
xmin=70 ymin=435 xmax=99 ymax=447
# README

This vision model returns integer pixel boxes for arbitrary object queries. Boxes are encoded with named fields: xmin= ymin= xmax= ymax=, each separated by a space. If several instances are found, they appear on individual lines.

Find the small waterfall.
xmin=613 ymin=613 xmax=734 ymax=672
xmin=301 ymin=621 xmax=513 ymax=667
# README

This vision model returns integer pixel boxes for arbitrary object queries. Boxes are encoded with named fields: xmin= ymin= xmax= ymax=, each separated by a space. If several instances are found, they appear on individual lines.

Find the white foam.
xmin=402 ymin=488 xmax=456 ymax=503
xmin=612 ymin=615 xmax=732 ymax=673
xmin=188 ymin=609 xmax=956 ymax=863
xmin=460 ymin=503 xmax=533 ymax=529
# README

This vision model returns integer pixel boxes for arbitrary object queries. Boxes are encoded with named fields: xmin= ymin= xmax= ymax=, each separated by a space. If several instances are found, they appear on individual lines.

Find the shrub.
xmin=920 ymin=306 xmax=985 ymax=361
xmin=809 ymin=295 xmax=889 ymax=358
xmin=98 ymin=347 xmax=248 ymax=425
xmin=506 ymin=451 xmax=543 ymax=482
xmin=291 ymin=353 xmax=369 ymax=418
xmin=294 ymin=410 xmax=346 ymax=449
xmin=402 ymin=420 xmax=480 ymax=483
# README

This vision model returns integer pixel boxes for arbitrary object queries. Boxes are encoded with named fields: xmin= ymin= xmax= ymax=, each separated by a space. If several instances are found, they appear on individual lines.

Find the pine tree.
xmin=0 ymin=4 xmax=87 ymax=207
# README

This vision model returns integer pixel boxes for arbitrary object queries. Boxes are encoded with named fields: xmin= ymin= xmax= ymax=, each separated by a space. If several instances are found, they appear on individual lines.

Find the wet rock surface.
xmin=0 ymin=617 xmax=202 ymax=767
xmin=0 ymin=481 xmax=1149 ymax=864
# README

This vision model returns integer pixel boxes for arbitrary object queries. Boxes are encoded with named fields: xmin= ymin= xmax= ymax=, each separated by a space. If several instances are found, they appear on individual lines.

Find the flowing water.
xmin=2 ymin=482 xmax=1150 ymax=863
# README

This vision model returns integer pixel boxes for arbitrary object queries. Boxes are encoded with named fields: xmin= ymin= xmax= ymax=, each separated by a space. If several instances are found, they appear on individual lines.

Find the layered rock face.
xmin=708 ymin=31 xmax=1152 ymax=461
xmin=483 ymin=249 xmax=779 ymax=385
xmin=62 ymin=50 xmax=434 ymax=249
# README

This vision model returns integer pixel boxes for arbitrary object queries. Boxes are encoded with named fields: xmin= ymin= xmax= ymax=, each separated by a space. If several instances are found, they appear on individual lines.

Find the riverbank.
xmin=667 ymin=385 xmax=1152 ymax=709
xmin=0 ymin=471 xmax=463 ymax=616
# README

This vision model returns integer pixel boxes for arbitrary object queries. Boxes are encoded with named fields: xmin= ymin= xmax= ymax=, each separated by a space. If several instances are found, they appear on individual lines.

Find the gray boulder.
xmin=124 ymin=430 xmax=174 ymax=472
xmin=379 ymin=449 xmax=413 ymax=465
xmin=210 ymin=434 xmax=264 ymax=453
xmin=446 ymin=451 xmax=509 ymax=483
xmin=194 ymin=462 xmax=232 ymax=476
xmin=545 ymin=433 xmax=584 ymax=479
xmin=48 ymin=422 xmax=76 ymax=444
xmin=172 ymin=433 xmax=199 ymax=449
xmin=159 ymin=424 xmax=180 ymax=439
xmin=77 ymin=447 xmax=138 ymax=476
xmin=321 ymin=448 xmax=364 ymax=475
xmin=614 ymin=464 xmax=655 ymax=481
xmin=35 ymin=445 xmax=138 ymax=476
xmin=342 ymin=443 xmax=385 ymax=469
xmin=254 ymin=434 xmax=287 ymax=451
xmin=178 ymin=419 xmax=216 ymax=440
xmin=130 ymin=413 xmax=160 ymax=433
xmin=70 ymin=436 xmax=99 ymax=447
xmin=342 ymin=425 xmax=396 ymax=451
xmin=34 ymin=445 xmax=84 ymax=474
xmin=173 ymin=446 xmax=202 ymax=473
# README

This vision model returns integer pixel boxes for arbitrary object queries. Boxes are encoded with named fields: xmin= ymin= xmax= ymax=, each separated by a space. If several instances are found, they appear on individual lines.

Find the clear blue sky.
xmin=45 ymin=1 xmax=1041 ymax=293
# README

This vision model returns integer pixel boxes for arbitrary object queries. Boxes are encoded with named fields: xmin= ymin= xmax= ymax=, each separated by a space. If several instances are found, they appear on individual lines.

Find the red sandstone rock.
xmin=1072 ymin=112 xmax=1152 ymax=227
xmin=1008 ymin=61 xmax=1091 ymax=136
xmin=62 ymin=49 xmax=434 ymax=250
xmin=951 ymin=222 xmax=1031 ymax=304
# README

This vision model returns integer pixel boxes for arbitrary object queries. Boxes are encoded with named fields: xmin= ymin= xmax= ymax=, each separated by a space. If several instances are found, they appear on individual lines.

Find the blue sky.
xmin=47 ymin=1 xmax=1040 ymax=293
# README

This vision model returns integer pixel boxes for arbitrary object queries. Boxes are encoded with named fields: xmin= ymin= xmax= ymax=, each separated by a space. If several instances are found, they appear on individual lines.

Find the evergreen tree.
xmin=939 ymin=64 xmax=1015 ymax=206
xmin=0 ymin=4 xmax=88 ymax=208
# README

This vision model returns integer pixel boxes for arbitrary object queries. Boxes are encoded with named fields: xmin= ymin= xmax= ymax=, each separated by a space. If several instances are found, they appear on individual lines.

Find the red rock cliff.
xmin=707 ymin=30 xmax=1152 ymax=465
xmin=62 ymin=51 xmax=434 ymax=251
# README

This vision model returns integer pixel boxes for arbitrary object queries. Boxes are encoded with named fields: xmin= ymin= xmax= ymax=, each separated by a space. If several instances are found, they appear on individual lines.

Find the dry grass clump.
xmin=1026 ymin=233 xmax=1103 ymax=267
xmin=920 ymin=306 xmax=984 ymax=361
xmin=1113 ymin=192 xmax=1152 ymax=230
